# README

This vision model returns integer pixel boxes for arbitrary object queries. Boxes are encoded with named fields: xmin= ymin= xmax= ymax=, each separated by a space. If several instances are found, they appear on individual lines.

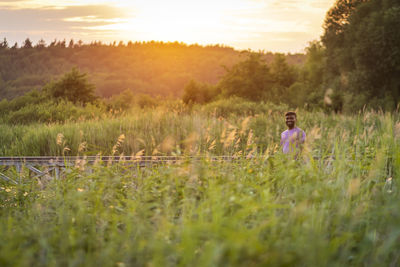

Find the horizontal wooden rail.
xmin=0 ymin=156 xmax=237 ymax=166
xmin=0 ymin=156 xmax=240 ymax=184
xmin=0 ymin=155 xmax=346 ymax=185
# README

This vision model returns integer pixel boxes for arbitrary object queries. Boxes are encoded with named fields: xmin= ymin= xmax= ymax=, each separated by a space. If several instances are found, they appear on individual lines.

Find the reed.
xmin=0 ymin=101 xmax=399 ymax=266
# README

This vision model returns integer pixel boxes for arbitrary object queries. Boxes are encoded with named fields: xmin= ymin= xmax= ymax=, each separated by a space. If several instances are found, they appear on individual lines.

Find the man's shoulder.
xmin=281 ymin=129 xmax=289 ymax=136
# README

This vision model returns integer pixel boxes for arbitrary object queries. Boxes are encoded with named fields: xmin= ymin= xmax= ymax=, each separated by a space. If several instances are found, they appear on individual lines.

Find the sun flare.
xmin=1 ymin=0 xmax=336 ymax=52
xmin=91 ymin=0 xmax=263 ymax=45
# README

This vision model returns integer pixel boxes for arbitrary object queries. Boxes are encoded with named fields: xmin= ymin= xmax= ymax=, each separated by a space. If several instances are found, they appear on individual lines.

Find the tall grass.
xmin=0 ymin=100 xmax=397 ymax=159
xmin=0 ymin=101 xmax=399 ymax=266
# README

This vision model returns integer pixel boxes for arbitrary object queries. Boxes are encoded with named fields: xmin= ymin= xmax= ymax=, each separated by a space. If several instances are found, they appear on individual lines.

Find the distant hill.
xmin=0 ymin=41 xmax=305 ymax=99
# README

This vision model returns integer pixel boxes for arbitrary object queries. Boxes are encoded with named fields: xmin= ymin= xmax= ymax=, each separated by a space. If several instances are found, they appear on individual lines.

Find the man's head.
xmin=285 ymin=111 xmax=297 ymax=129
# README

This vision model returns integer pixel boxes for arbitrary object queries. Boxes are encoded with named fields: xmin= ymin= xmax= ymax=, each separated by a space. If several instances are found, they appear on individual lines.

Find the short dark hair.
xmin=285 ymin=111 xmax=297 ymax=117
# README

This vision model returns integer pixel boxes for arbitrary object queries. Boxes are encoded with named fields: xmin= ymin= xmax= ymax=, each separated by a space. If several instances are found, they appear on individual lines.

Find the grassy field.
xmin=0 ymin=102 xmax=399 ymax=266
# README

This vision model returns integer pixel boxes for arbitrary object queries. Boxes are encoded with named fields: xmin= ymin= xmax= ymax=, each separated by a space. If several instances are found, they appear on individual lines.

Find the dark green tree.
xmin=322 ymin=0 xmax=400 ymax=110
xmin=218 ymin=54 xmax=274 ymax=101
xmin=35 ymin=39 xmax=46 ymax=48
xmin=22 ymin=38 xmax=33 ymax=48
xmin=182 ymin=80 xmax=217 ymax=104
xmin=288 ymin=41 xmax=326 ymax=109
xmin=270 ymin=54 xmax=298 ymax=103
xmin=0 ymin=38 xmax=8 ymax=49
xmin=45 ymin=68 xmax=98 ymax=104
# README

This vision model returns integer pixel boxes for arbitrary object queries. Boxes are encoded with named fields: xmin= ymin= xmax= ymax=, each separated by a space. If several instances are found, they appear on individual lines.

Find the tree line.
xmin=183 ymin=0 xmax=400 ymax=112
xmin=0 ymin=39 xmax=304 ymax=100
xmin=1 ymin=0 xmax=398 ymax=114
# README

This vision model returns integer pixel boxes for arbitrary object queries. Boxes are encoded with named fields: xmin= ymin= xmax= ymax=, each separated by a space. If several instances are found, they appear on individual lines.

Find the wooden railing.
xmin=0 ymin=156 xmax=238 ymax=184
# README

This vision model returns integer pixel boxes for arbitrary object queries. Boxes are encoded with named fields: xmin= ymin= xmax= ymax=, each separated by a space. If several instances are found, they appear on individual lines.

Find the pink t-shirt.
xmin=280 ymin=127 xmax=306 ymax=154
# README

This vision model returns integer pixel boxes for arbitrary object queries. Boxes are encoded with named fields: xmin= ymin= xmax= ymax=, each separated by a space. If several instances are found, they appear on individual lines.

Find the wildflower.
xmin=246 ymin=146 xmax=257 ymax=159
xmin=246 ymin=130 xmax=254 ymax=148
xmin=78 ymin=141 xmax=87 ymax=153
xmin=208 ymin=140 xmax=216 ymax=151
xmin=135 ymin=149 xmax=144 ymax=157
xmin=224 ymin=129 xmax=237 ymax=148
xmin=77 ymin=188 xmax=84 ymax=192
xmin=241 ymin=116 xmax=251 ymax=134
xmin=56 ymin=133 xmax=64 ymax=146
xmin=112 ymin=134 xmax=126 ymax=155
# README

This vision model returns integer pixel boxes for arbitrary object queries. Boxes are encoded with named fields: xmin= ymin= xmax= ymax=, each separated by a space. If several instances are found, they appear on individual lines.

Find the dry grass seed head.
xmin=56 ymin=133 xmax=64 ymax=146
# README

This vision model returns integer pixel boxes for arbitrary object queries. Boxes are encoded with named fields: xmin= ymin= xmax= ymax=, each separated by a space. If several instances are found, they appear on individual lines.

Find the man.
xmin=280 ymin=111 xmax=306 ymax=154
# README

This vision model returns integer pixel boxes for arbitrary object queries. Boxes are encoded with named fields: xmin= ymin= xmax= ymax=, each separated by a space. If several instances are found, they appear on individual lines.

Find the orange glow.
xmin=1 ymin=0 xmax=336 ymax=52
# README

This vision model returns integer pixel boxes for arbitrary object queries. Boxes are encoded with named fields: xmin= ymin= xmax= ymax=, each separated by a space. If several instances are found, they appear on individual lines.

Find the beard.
xmin=286 ymin=121 xmax=295 ymax=128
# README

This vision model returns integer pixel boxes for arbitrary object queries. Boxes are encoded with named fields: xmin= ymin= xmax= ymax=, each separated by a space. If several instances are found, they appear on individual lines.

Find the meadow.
xmin=0 ymin=100 xmax=399 ymax=266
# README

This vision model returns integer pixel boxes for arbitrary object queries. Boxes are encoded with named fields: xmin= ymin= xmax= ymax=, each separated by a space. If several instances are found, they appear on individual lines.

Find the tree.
xmin=35 ymin=39 xmax=46 ymax=48
xmin=0 ymin=38 xmax=8 ymax=49
xmin=322 ymin=0 xmax=400 ymax=110
xmin=45 ymin=68 xmax=98 ymax=104
xmin=269 ymin=54 xmax=298 ymax=103
xmin=289 ymin=41 xmax=326 ymax=109
xmin=270 ymin=54 xmax=297 ymax=88
xmin=218 ymin=54 xmax=274 ymax=101
xmin=182 ymin=80 xmax=217 ymax=104
xmin=22 ymin=38 xmax=33 ymax=48
xmin=68 ymin=39 xmax=74 ymax=48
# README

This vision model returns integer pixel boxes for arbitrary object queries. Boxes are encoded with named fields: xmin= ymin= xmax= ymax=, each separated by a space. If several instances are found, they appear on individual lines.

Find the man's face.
xmin=285 ymin=114 xmax=296 ymax=129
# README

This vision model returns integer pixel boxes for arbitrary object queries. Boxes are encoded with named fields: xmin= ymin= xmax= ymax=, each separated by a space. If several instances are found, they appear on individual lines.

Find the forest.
xmin=1 ymin=0 xmax=398 ymax=120
xmin=0 ymin=39 xmax=304 ymax=99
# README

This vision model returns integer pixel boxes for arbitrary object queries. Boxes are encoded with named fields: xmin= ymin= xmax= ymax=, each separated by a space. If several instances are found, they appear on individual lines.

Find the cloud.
xmin=270 ymin=0 xmax=333 ymax=10
xmin=232 ymin=31 xmax=317 ymax=52
xmin=0 ymin=4 xmax=129 ymax=32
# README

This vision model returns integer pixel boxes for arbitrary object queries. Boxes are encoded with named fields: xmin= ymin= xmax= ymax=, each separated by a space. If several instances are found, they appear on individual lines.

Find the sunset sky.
xmin=0 ymin=0 xmax=335 ymax=53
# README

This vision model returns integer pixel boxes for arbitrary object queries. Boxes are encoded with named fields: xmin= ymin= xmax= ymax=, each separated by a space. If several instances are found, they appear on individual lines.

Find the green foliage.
xmin=1 ymin=98 xmax=395 ymax=158
xmin=0 ymin=107 xmax=399 ymax=266
xmin=0 ymin=41 xmax=306 ymax=100
xmin=44 ymin=68 xmax=98 ymax=105
xmin=0 ymin=88 xmax=105 ymax=124
xmin=137 ymin=94 xmax=158 ymax=109
xmin=270 ymin=53 xmax=298 ymax=103
xmin=218 ymin=54 xmax=274 ymax=101
xmin=182 ymin=80 xmax=218 ymax=104
xmin=322 ymin=0 xmax=400 ymax=111
xmin=200 ymin=97 xmax=287 ymax=117
xmin=185 ymin=53 xmax=299 ymax=107
xmin=0 ymin=89 xmax=45 ymax=116
xmin=108 ymin=89 xmax=134 ymax=111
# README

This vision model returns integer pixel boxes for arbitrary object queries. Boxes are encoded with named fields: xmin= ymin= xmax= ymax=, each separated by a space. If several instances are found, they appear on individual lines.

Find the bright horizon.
xmin=0 ymin=0 xmax=335 ymax=53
